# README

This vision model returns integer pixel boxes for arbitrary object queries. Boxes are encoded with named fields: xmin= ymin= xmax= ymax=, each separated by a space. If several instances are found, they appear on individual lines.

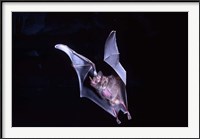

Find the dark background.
xmin=12 ymin=12 xmax=188 ymax=127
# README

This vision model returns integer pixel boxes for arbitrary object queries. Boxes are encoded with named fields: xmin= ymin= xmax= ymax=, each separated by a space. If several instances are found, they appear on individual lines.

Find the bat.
xmin=55 ymin=31 xmax=131 ymax=124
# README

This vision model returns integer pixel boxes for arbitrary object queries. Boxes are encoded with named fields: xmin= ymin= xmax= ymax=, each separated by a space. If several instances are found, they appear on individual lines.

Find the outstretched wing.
xmin=104 ymin=31 xmax=126 ymax=85
xmin=55 ymin=44 xmax=117 ymax=117
xmin=104 ymin=30 xmax=129 ymax=110
xmin=55 ymin=44 xmax=97 ymax=97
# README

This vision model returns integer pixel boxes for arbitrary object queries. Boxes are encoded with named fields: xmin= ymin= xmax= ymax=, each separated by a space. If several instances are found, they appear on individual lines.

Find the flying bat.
xmin=55 ymin=31 xmax=131 ymax=124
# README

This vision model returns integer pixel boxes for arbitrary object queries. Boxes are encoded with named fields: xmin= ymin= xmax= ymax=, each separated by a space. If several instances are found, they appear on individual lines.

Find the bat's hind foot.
xmin=116 ymin=118 xmax=121 ymax=124
xmin=127 ymin=113 xmax=132 ymax=120
xmin=112 ymin=108 xmax=121 ymax=124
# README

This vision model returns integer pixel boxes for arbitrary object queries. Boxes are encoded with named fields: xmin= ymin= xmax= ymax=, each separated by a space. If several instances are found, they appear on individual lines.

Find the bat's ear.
xmin=97 ymin=71 xmax=103 ymax=76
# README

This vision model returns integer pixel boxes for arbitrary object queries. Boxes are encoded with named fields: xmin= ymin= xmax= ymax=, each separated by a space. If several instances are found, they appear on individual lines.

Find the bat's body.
xmin=90 ymin=72 xmax=121 ymax=105
xmin=55 ymin=31 xmax=131 ymax=124
xmin=90 ymin=72 xmax=131 ymax=123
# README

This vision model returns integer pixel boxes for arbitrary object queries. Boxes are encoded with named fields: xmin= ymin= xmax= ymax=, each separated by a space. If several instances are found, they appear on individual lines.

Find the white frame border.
xmin=2 ymin=2 xmax=199 ymax=138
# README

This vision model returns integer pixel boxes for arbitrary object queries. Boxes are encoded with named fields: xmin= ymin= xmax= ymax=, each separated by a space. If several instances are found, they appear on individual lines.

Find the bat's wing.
xmin=104 ymin=31 xmax=126 ymax=85
xmin=55 ymin=44 xmax=97 ymax=97
xmin=104 ymin=30 xmax=129 ymax=110
xmin=55 ymin=44 xmax=117 ymax=117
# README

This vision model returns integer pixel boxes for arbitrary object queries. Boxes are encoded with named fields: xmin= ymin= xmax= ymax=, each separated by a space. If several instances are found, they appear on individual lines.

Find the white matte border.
xmin=2 ymin=2 xmax=199 ymax=138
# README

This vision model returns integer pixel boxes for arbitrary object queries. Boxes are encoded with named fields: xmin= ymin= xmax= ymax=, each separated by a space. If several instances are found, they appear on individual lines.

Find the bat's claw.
xmin=127 ymin=113 xmax=132 ymax=120
xmin=116 ymin=118 xmax=121 ymax=124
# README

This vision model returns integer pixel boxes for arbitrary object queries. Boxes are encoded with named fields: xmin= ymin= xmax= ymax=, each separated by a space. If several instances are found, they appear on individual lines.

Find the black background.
xmin=12 ymin=12 xmax=188 ymax=127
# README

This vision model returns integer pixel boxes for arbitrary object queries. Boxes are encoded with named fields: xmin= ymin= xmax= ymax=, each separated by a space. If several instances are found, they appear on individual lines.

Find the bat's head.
xmin=89 ymin=71 xmax=109 ymax=91
xmin=89 ymin=71 xmax=103 ymax=89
